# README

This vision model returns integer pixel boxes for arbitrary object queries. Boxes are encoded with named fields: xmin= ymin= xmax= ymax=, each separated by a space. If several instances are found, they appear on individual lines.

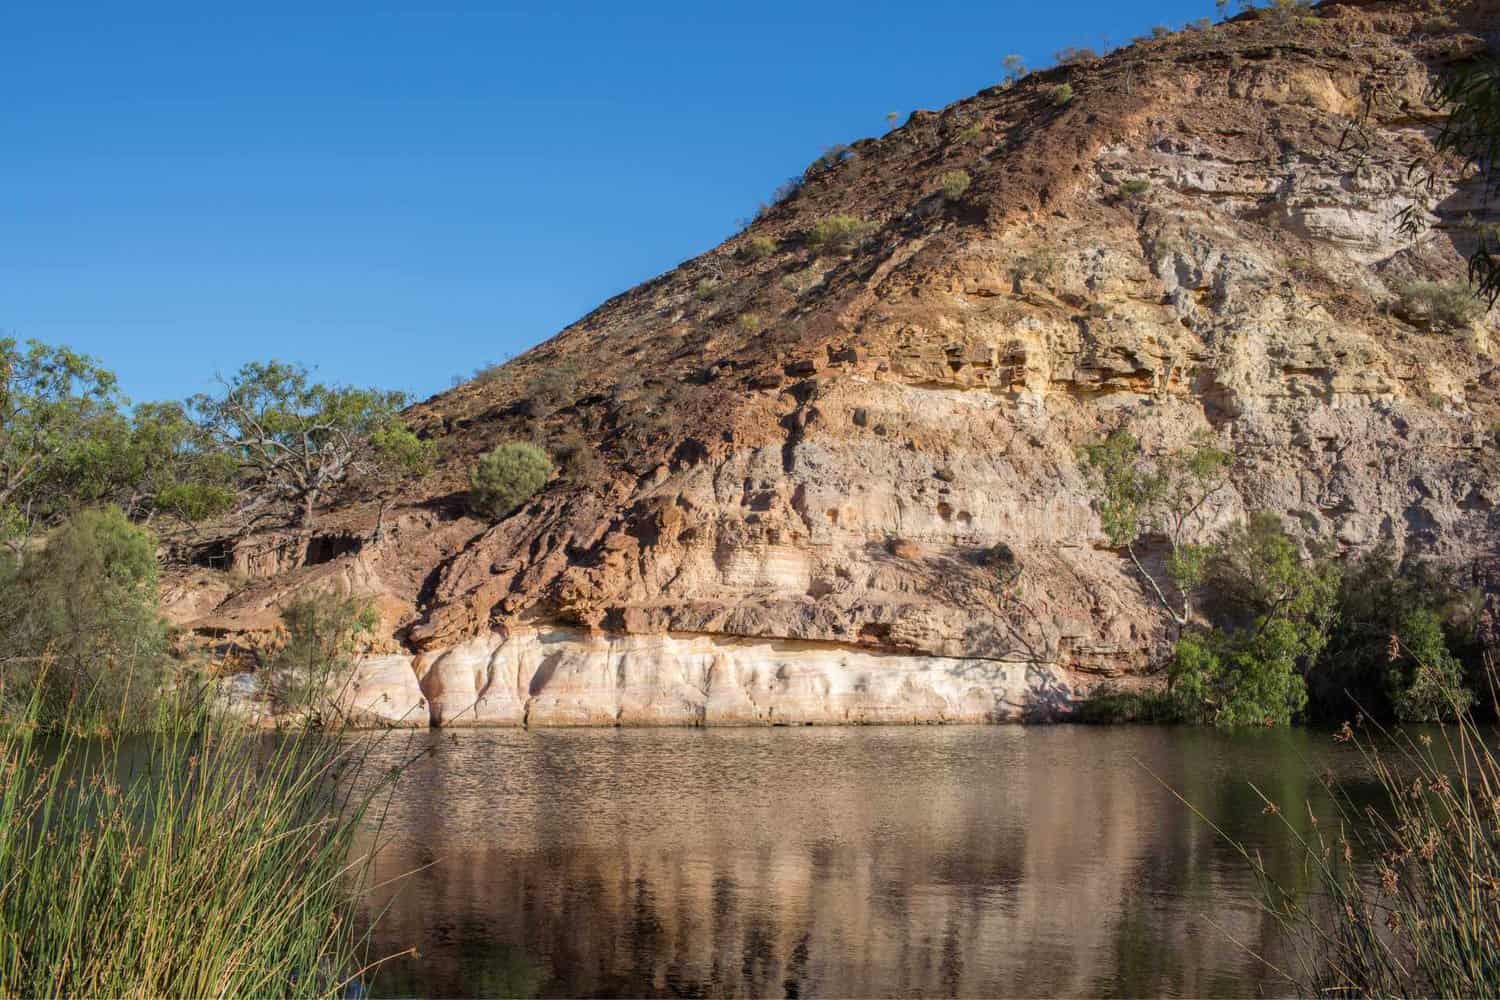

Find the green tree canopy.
xmin=0 ymin=506 xmax=168 ymax=731
xmin=0 ymin=339 xmax=123 ymax=549
xmin=188 ymin=361 xmax=408 ymax=530
xmin=1080 ymin=429 xmax=1231 ymax=627
xmin=1171 ymin=514 xmax=1340 ymax=727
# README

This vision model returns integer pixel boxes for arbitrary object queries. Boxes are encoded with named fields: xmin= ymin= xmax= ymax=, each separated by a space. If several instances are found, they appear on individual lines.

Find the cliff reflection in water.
xmin=353 ymin=726 xmax=1367 ymax=998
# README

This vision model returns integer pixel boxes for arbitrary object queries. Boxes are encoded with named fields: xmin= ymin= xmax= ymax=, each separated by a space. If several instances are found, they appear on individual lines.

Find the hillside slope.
xmin=171 ymin=0 xmax=1500 ymax=726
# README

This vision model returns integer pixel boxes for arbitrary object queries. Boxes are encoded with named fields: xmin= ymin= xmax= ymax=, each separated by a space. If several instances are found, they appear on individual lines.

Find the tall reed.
xmin=1175 ymin=655 xmax=1500 ymax=994
xmin=0 ymin=676 xmax=406 ymax=997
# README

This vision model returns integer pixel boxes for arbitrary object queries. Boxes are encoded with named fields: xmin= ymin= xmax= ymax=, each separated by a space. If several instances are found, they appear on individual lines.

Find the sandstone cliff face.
xmin=172 ymin=0 xmax=1500 ymax=726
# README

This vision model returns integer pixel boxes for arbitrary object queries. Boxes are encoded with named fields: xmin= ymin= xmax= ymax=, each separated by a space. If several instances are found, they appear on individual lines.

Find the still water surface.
xmin=354 ymin=726 xmax=1371 ymax=998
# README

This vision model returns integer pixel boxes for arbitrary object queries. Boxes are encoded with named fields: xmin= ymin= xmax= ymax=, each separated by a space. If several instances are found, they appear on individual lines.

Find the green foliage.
xmin=469 ymin=442 xmax=552 ymax=520
xmin=369 ymin=421 xmax=435 ymax=481
xmin=264 ymin=592 xmax=378 ymax=719
xmin=1417 ymin=60 xmax=1500 ymax=304
xmin=1048 ymin=83 xmax=1074 ymax=107
xmin=1312 ymin=549 xmax=1479 ymax=722
xmin=0 ymin=339 xmax=124 ymax=548
xmin=1170 ymin=621 xmax=1310 ymax=726
xmin=1117 ymin=179 xmax=1151 ymax=199
xmin=1387 ymin=608 xmax=1473 ymax=722
xmin=737 ymin=313 xmax=765 ymax=334
xmin=805 ymin=215 xmax=876 ymax=251
xmin=1394 ymin=280 xmax=1484 ymax=332
xmin=1171 ymin=514 xmax=1339 ymax=727
xmin=939 ymin=170 xmax=972 ymax=200
xmin=0 ymin=507 xmax=168 ymax=733
xmin=0 ymin=683 xmax=389 ymax=995
xmin=1080 ymin=430 xmax=1231 ymax=625
xmin=741 ymin=235 xmax=777 ymax=261
xmin=954 ymin=122 xmax=986 ymax=144
xmin=189 ymin=361 xmax=407 ymax=527
xmin=1073 ymin=684 xmax=1182 ymax=724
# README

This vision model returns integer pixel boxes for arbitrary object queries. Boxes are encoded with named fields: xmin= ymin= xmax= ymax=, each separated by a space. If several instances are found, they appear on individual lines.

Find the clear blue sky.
xmin=4 ymin=0 xmax=1210 ymax=406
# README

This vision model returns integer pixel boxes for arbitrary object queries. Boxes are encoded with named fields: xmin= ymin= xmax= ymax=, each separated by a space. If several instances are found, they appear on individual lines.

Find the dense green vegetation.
xmin=0 ymin=679 xmax=396 ymax=995
xmin=468 ymin=441 xmax=553 ymax=520
xmin=0 ymin=507 xmax=168 ymax=734
xmin=1081 ymin=432 xmax=1489 ymax=727
xmin=0 ymin=339 xmax=439 ymax=557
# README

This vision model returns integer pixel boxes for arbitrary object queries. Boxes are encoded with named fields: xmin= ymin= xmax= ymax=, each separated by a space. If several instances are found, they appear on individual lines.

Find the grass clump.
xmin=1048 ymin=83 xmax=1074 ymax=107
xmin=1117 ymin=178 xmax=1151 ymax=199
xmin=740 ymin=235 xmax=777 ymax=261
xmin=1395 ymin=280 xmax=1484 ymax=332
xmin=939 ymin=170 xmax=972 ymax=200
xmin=736 ymin=313 xmax=765 ymax=334
xmin=954 ymin=122 xmax=986 ymax=144
xmin=805 ymin=215 xmax=876 ymax=251
xmin=469 ymin=441 xmax=552 ymax=519
xmin=0 ymin=681 xmax=395 ymax=996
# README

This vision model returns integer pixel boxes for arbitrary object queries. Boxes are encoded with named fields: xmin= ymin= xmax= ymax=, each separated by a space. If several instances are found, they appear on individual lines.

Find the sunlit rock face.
xmin=175 ymin=1 xmax=1500 ymax=725
xmin=411 ymin=627 xmax=1070 ymax=727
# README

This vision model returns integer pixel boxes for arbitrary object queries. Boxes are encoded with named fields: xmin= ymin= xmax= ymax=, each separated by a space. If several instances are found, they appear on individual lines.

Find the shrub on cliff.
xmin=805 ymin=215 xmax=876 ymax=251
xmin=740 ymin=235 xmax=777 ymax=260
xmin=940 ymin=170 xmax=971 ymax=200
xmin=1080 ymin=429 xmax=1232 ymax=629
xmin=1394 ymin=280 xmax=1483 ymax=332
xmin=469 ymin=442 xmax=552 ymax=520
xmin=0 ymin=506 xmax=168 ymax=732
xmin=1048 ymin=84 xmax=1074 ymax=107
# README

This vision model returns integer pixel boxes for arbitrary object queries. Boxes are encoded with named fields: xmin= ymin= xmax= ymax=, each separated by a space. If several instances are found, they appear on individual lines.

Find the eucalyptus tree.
xmin=188 ymin=361 xmax=422 ymax=533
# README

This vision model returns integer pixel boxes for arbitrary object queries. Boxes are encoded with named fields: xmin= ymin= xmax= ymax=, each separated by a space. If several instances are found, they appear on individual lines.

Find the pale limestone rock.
xmin=395 ymin=627 xmax=1072 ymax=728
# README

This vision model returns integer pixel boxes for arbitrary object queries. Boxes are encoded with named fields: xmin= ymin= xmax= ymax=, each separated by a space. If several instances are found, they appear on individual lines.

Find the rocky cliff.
xmin=169 ymin=0 xmax=1500 ymax=726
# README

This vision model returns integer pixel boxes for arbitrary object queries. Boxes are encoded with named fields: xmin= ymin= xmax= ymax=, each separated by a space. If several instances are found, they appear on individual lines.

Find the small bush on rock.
xmin=741 ymin=236 xmax=777 ymax=260
xmin=940 ymin=170 xmax=972 ymax=200
xmin=1048 ymin=83 xmax=1074 ymax=107
xmin=806 ymin=215 xmax=876 ymax=251
xmin=1395 ymin=280 xmax=1483 ymax=332
xmin=469 ymin=442 xmax=552 ymax=519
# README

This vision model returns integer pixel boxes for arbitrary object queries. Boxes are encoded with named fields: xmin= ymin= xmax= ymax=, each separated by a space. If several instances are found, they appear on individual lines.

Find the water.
xmin=353 ymin=726 xmax=1376 ymax=998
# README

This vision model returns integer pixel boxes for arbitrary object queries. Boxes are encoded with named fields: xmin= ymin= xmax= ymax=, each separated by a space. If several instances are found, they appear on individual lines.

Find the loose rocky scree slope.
xmin=167 ymin=0 xmax=1500 ymax=727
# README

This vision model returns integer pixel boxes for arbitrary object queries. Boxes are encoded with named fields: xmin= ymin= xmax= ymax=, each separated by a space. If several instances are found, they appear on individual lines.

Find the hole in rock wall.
xmin=304 ymin=533 xmax=364 ymax=566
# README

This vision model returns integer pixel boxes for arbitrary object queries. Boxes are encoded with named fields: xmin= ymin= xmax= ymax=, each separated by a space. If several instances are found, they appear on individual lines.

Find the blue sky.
xmin=4 ymin=0 xmax=1211 ymax=405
